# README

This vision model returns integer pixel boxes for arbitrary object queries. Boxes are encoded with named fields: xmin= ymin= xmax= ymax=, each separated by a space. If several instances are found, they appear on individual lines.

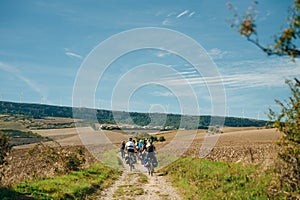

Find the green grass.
xmin=12 ymin=163 xmax=121 ymax=200
xmin=136 ymin=173 xmax=148 ymax=184
xmin=113 ymin=184 xmax=144 ymax=198
xmin=0 ymin=187 xmax=35 ymax=200
xmin=101 ymin=148 xmax=124 ymax=169
xmin=111 ymin=172 xmax=147 ymax=199
xmin=162 ymin=157 xmax=273 ymax=200
xmin=0 ymin=121 xmax=27 ymax=130
xmin=125 ymin=173 xmax=148 ymax=184
xmin=2 ymin=129 xmax=43 ymax=138
xmin=1 ymin=129 xmax=50 ymax=146
xmin=156 ymin=153 xmax=179 ymax=169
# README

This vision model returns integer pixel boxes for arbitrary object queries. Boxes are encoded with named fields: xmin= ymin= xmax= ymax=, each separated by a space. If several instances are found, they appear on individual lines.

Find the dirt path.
xmin=98 ymin=153 xmax=182 ymax=200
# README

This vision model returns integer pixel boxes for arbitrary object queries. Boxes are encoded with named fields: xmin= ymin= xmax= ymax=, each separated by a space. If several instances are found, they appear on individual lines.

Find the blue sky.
xmin=0 ymin=0 xmax=299 ymax=120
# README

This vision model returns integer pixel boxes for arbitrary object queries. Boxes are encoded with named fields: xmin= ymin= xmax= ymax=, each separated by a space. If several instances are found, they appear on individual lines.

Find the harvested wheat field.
xmin=14 ymin=126 xmax=282 ymax=166
xmin=183 ymin=128 xmax=282 ymax=165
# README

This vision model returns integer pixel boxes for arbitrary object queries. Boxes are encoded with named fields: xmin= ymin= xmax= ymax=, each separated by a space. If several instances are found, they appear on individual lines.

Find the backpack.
xmin=147 ymin=144 xmax=154 ymax=152
xmin=120 ymin=143 xmax=125 ymax=150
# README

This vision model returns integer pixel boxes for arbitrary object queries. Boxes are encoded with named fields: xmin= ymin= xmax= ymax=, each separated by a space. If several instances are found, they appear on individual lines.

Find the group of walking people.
xmin=120 ymin=137 xmax=158 ymax=173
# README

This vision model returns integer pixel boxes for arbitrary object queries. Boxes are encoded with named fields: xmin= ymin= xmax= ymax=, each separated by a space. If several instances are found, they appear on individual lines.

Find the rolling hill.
xmin=0 ymin=100 xmax=270 ymax=129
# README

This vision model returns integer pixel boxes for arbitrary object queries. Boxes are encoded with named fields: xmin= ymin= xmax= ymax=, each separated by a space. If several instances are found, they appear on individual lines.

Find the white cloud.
xmin=176 ymin=10 xmax=189 ymax=18
xmin=188 ymin=12 xmax=195 ymax=18
xmin=155 ymin=51 xmax=171 ymax=58
xmin=160 ymin=58 xmax=300 ymax=90
xmin=162 ymin=10 xmax=195 ymax=26
xmin=65 ymin=52 xmax=83 ymax=59
xmin=208 ymin=48 xmax=229 ymax=59
xmin=162 ymin=18 xmax=174 ymax=26
xmin=64 ymin=48 xmax=82 ymax=60
xmin=152 ymin=91 xmax=174 ymax=97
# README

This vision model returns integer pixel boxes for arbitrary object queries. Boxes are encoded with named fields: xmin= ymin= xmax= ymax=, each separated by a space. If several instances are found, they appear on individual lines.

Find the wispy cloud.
xmin=208 ymin=48 xmax=229 ymax=59
xmin=0 ymin=62 xmax=43 ymax=95
xmin=64 ymin=48 xmax=82 ymax=60
xmin=162 ymin=19 xmax=172 ymax=26
xmin=188 ymin=12 xmax=195 ymax=18
xmin=162 ymin=58 xmax=300 ymax=90
xmin=155 ymin=51 xmax=171 ymax=58
xmin=176 ymin=10 xmax=189 ymax=18
xmin=152 ymin=91 xmax=174 ymax=97
xmin=162 ymin=10 xmax=195 ymax=26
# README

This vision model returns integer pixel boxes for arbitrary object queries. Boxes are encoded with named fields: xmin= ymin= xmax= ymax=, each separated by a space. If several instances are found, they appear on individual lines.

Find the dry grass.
xmin=184 ymin=128 xmax=282 ymax=165
xmin=34 ymin=128 xmax=83 ymax=147
xmin=33 ymin=127 xmax=281 ymax=165
xmin=221 ymin=126 xmax=259 ymax=133
xmin=1 ymin=143 xmax=97 ymax=186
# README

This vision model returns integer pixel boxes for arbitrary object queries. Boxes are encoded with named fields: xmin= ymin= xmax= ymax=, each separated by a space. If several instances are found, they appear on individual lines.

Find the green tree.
xmin=228 ymin=1 xmax=300 ymax=198
xmin=227 ymin=0 xmax=300 ymax=59
xmin=268 ymin=79 xmax=300 ymax=198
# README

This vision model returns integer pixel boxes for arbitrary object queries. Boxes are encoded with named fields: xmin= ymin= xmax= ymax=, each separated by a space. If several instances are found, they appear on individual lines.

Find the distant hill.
xmin=0 ymin=101 xmax=270 ymax=129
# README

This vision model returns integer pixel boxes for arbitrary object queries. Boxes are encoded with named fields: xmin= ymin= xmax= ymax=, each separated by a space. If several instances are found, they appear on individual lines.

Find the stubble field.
xmin=18 ymin=126 xmax=282 ymax=165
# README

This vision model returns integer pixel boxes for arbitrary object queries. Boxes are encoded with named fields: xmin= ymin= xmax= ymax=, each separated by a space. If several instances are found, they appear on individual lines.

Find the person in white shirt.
xmin=125 ymin=137 xmax=136 ymax=163
xmin=125 ymin=138 xmax=135 ymax=153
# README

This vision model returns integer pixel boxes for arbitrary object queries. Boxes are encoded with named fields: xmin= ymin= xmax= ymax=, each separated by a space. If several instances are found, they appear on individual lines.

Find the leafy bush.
xmin=65 ymin=152 xmax=85 ymax=171
xmin=1 ymin=143 xmax=86 ymax=185
xmin=207 ymin=126 xmax=223 ymax=134
xmin=26 ymin=143 xmax=86 ymax=174
xmin=0 ymin=131 xmax=10 ymax=166
xmin=0 ymin=131 xmax=10 ymax=183
xmin=158 ymin=136 xmax=166 ymax=142
xmin=149 ymin=136 xmax=158 ymax=142
xmin=268 ymin=79 xmax=300 ymax=198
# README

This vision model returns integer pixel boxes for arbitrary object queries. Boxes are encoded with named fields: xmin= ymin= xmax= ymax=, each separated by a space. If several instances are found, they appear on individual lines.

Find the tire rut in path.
xmin=99 ymin=153 xmax=182 ymax=200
